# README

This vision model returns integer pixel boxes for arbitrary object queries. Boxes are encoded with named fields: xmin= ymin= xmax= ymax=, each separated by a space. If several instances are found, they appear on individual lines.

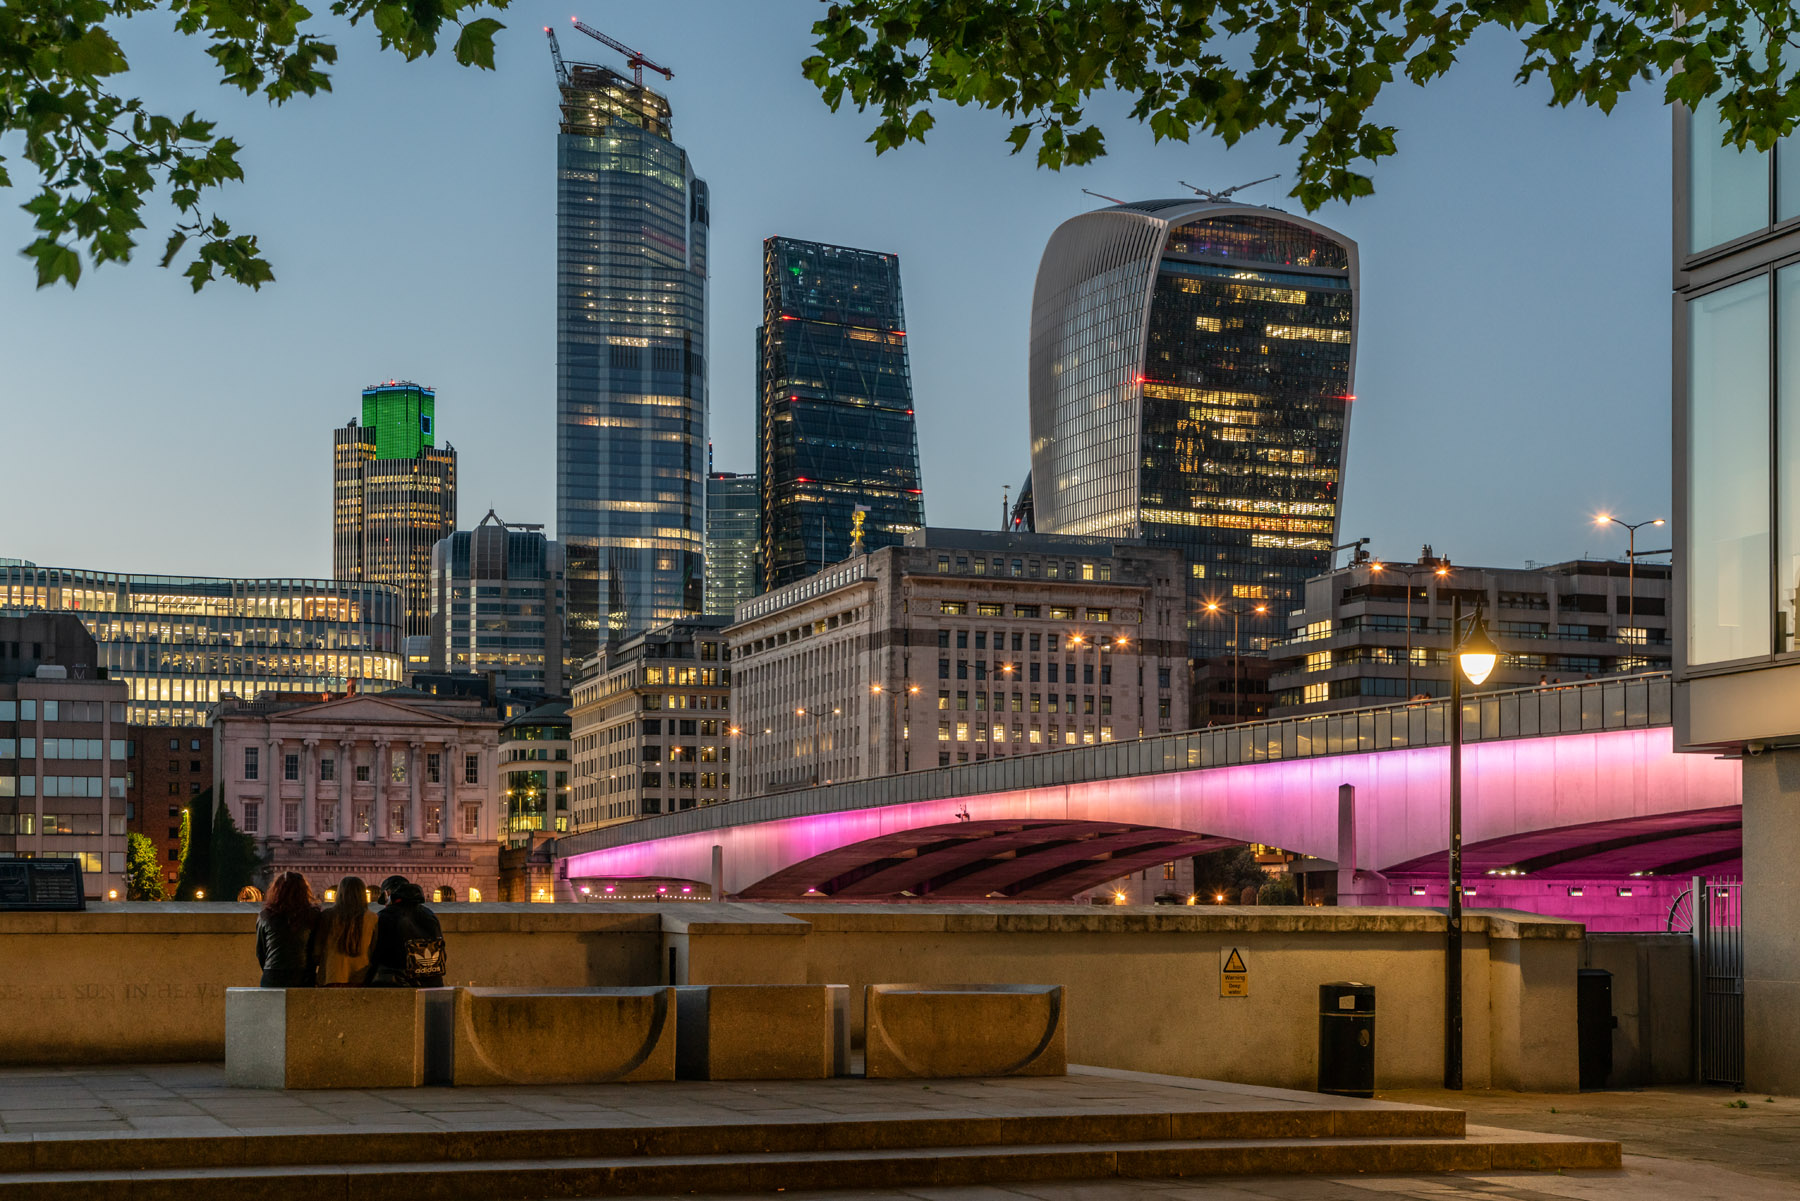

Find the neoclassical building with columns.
xmin=210 ymin=690 xmax=501 ymax=901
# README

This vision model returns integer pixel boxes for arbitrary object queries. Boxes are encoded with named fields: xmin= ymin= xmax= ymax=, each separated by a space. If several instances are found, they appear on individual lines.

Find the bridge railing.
xmin=554 ymin=673 xmax=1672 ymax=857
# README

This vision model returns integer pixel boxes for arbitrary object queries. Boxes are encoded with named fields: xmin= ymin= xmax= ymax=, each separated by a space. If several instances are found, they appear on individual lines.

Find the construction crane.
xmin=568 ymin=16 xmax=673 ymax=87
xmin=1178 ymin=174 xmax=1280 ymax=203
xmin=545 ymin=26 xmax=569 ymax=87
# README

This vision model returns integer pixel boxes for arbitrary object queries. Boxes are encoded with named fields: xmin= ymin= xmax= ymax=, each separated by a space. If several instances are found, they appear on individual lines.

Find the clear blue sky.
xmin=0 ymin=3 xmax=1673 ymax=580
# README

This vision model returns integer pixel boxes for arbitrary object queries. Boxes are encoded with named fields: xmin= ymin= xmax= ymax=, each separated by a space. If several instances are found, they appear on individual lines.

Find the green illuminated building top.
xmin=361 ymin=381 xmax=437 ymax=460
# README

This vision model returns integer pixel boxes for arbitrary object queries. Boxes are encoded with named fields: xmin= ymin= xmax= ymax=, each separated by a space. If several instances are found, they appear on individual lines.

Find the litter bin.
xmin=1576 ymin=968 xmax=1616 ymax=1089
xmin=1318 ymin=981 xmax=1375 ymax=1097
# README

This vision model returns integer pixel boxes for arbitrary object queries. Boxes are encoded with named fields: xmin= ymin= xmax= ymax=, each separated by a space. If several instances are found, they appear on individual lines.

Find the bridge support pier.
xmin=1742 ymin=752 xmax=1800 ymax=1095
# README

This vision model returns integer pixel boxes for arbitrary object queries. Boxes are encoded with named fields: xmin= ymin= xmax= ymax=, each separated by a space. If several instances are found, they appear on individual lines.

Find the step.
xmin=0 ymin=1128 xmax=1622 ymax=1201
xmin=0 ymin=1105 xmax=1464 ymax=1174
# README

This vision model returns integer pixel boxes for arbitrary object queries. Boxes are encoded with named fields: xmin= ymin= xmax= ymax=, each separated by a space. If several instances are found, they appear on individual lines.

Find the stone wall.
xmin=0 ymin=902 xmax=1579 ymax=1090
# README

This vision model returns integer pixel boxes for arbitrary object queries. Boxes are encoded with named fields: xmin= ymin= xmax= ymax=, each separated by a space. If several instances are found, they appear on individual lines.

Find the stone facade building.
xmin=727 ymin=530 xmax=1190 ymax=799
xmin=211 ymin=691 xmax=500 ymax=901
xmin=569 ymin=616 xmax=733 ymax=830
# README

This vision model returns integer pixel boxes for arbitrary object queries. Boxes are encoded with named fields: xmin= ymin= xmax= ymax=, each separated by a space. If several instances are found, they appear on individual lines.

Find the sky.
xmin=0 ymin=2 xmax=1674 ymax=580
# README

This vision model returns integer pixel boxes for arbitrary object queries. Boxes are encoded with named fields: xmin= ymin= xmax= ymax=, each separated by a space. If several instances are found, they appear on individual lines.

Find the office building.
xmin=704 ymin=472 xmax=757 ymax=617
xmin=1674 ymin=97 xmax=1800 ymax=1092
xmin=1268 ymin=553 xmax=1673 ymax=717
xmin=553 ymin=37 xmax=709 ymax=655
xmin=569 ymin=615 xmax=732 ymax=827
xmin=499 ymin=699 xmax=572 ymax=837
xmin=0 ymin=614 xmax=132 ymax=900
xmin=333 ymin=381 xmax=457 ymax=639
xmin=757 ymin=237 xmax=925 ymax=590
xmin=1028 ymin=199 xmax=1357 ymax=659
xmin=211 ymin=689 xmax=501 ymax=901
xmin=727 ymin=530 xmax=1189 ymax=798
xmin=427 ymin=511 xmax=567 ymax=694
xmin=126 ymin=726 xmax=212 ymax=893
xmin=0 ymin=564 xmax=404 ymax=726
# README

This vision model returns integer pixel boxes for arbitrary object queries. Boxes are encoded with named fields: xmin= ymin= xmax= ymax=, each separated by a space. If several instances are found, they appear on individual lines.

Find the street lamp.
xmin=1368 ymin=557 xmax=1450 ymax=698
xmin=1444 ymin=601 xmax=1500 ymax=1091
xmin=795 ymin=706 xmax=841 ymax=786
xmin=1202 ymin=601 xmax=1268 ymax=722
xmin=1593 ymin=514 xmax=1667 ymax=632
xmin=869 ymin=683 xmax=921 ymax=773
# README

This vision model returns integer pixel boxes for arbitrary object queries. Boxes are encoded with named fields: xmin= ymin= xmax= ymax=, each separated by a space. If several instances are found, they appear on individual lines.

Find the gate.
xmin=1694 ymin=876 xmax=1744 ymax=1088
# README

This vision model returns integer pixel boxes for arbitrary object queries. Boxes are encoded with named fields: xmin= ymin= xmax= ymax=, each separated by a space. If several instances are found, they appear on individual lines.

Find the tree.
xmin=1 ymin=0 xmax=511 ymax=289
xmin=1192 ymin=845 xmax=1267 ymax=902
xmin=805 ymin=0 xmax=1800 ymax=211
xmin=208 ymin=792 xmax=260 ymax=901
xmin=174 ymin=791 xmax=208 ymax=900
xmin=1257 ymin=873 xmax=1300 ymax=906
xmin=124 ymin=831 xmax=166 ymax=900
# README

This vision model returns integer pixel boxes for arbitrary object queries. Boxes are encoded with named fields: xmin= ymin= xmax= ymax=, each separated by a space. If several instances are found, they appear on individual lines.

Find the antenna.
xmin=569 ymin=17 xmax=673 ymax=88
xmin=1081 ymin=188 xmax=1129 ymax=205
xmin=1178 ymin=174 xmax=1281 ymax=203
xmin=1002 ymin=484 xmax=1011 ymax=532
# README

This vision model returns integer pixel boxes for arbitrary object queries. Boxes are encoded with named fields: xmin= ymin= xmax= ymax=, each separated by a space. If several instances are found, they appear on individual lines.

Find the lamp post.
xmin=869 ymin=683 xmax=920 ymax=774
xmin=1368 ymin=557 xmax=1450 ymax=698
xmin=1593 ymin=514 xmax=1666 ymax=632
xmin=1203 ymin=602 xmax=1268 ymax=722
xmin=795 ymin=706 xmax=841 ymax=786
xmin=1444 ymin=599 xmax=1499 ymax=1090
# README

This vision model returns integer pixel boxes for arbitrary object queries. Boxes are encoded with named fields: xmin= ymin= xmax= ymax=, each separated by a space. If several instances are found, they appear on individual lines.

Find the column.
xmin=407 ymin=739 xmax=422 ymax=845
xmin=263 ymin=736 xmax=279 ymax=847
xmin=337 ymin=737 xmax=355 ymax=842
xmin=302 ymin=737 xmax=318 ymax=843
xmin=1743 ymin=752 xmax=1800 ymax=1094
xmin=445 ymin=741 xmax=461 ymax=843
xmin=373 ymin=737 xmax=389 ymax=841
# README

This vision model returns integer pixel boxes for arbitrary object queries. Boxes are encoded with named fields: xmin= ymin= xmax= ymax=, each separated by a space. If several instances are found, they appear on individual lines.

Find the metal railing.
xmin=553 ymin=673 xmax=1672 ymax=857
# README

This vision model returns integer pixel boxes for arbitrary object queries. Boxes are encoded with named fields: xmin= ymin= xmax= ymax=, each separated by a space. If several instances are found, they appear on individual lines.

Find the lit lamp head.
xmin=1456 ymin=613 xmax=1500 ymax=687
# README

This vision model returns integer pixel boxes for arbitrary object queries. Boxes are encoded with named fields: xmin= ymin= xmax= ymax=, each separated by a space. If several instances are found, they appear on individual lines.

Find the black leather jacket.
xmin=370 ymin=884 xmax=444 ymax=984
xmin=255 ymin=911 xmax=317 ymax=975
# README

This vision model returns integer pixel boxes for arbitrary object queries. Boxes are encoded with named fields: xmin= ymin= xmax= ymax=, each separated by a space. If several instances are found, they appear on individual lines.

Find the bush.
xmin=1258 ymin=874 xmax=1301 ymax=906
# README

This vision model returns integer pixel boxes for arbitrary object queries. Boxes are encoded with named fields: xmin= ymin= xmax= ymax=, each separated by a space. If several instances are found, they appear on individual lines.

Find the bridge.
xmin=553 ymin=675 xmax=1740 ymax=929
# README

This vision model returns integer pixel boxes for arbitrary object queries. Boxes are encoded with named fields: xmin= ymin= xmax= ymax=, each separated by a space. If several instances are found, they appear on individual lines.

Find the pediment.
xmin=260 ymin=695 xmax=480 ymax=727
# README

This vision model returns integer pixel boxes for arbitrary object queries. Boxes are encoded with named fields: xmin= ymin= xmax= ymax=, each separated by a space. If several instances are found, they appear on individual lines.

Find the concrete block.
xmin=224 ymin=987 xmax=425 ymax=1089
xmin=864 ymin=984 xmax=1066 ymax=1078
xmin=448 ymin=987 xmax=676 ymax=1085
xmin=674 ymin=984 xmax=848 ymax=1080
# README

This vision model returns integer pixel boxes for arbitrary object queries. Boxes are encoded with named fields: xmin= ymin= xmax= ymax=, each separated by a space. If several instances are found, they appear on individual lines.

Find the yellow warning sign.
xmin=1220 ymin=947 xmax=1249 ymax=997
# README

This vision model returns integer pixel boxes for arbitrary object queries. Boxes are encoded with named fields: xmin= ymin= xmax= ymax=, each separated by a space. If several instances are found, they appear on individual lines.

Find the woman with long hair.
xmin=316 ymin=875 xmax=377 ymax=986
xmin=254 ymin=871 xmax=320 ymax=988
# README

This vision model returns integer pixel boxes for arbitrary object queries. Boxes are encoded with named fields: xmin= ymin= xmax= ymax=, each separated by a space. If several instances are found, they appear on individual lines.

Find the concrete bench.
xmin=675 ymin=984 xmax=850 ymax=1080
xmin=225 ymin=987 xmax=429 ymax=1089
xmin=864 ymin=984 xmax=1066 ymax=1079
xmin=435 ymin=987 xmax=676 ymax=1085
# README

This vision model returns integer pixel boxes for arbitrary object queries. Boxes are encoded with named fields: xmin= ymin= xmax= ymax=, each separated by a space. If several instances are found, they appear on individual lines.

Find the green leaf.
xmin=454 ymin=18 xmax=505 ymax=70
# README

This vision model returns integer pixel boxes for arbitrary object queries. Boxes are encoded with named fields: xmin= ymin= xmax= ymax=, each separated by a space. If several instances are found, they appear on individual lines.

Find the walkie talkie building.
xmin=1028 ymin=200 xmax=1358 ymax=658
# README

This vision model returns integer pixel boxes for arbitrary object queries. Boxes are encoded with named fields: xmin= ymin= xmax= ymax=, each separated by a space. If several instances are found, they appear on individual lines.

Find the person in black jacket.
xmin=369 ymin=874 xmax=446 ymax=987
xmin=255 ymin=871 xmax=320 ymax=988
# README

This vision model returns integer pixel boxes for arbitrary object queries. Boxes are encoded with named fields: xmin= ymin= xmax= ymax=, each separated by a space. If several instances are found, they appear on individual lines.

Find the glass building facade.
xmin=1028 ymin=201 xmax=1356 ymax=658
xmin=757 ymin=237 xmax=925 ymax=590
xmin=554 ymin=55 xmax=709 ymax=658
xmin=333 ymin=381 xmax=456 ymax=640
xmin=428 ymin=512 xmax=567 ymax=694
xmin=704 ymin=472 xmax=758 ymax=616
xmin=500 ymin=700 xmax=571 ymax=837
xmin=0 ymin=566 xmax=404 ymax=726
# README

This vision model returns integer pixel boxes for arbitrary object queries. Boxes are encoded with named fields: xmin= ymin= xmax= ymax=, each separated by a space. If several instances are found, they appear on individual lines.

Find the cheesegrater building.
xmin=333 ymin=381 xmax=457 ymax=641
xmin=1028 ymin=200 xmax=1357 ymax=658
xmin=758 ymin=237 xmax=925 ymax=590
xmin=553 ymin=35 xmax=709 ymax=657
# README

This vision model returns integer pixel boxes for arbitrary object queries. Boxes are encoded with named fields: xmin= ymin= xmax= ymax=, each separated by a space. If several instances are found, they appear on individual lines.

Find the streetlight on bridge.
xmin=1368 ymin=556 xmax=1450 ymax=698
xmin=1445 ymin=601 xmax=1500 ymax=1091
xmin=1202 ymin=602 xmax=1267 ymax=722
xmin=870 ymin=682 xmax=921 ymax=773
xmin=1593 ymin=514 xmax=1667 ymax=633
xmin=795 ymin=705 xmax=841 ymax=786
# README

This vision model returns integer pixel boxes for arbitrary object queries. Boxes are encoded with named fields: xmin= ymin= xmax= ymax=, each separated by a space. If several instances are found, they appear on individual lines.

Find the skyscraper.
xmin=333 ymin=380 xmax=457 ymax=639
xmin=552 ymin=30 xmax=709 ymax=658
xmin=757 ymin=237 xmax=925 ymax=590
xmin=1028 ymin=200 xmax=1357 ymax=657
xmin=428 ymin=511 xmax=568 ymax=694
xmin=704 ymin=472 xmax=757 ymax=616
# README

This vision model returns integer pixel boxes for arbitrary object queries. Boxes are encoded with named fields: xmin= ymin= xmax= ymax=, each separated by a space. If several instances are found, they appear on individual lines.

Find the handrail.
xmin=552 ymin=672 xmax=1673 ymax=859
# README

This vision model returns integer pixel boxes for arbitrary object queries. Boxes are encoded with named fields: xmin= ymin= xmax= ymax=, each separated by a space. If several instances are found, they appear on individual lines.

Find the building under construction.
xmin=550 ymin=21 xmax=710 ymax=657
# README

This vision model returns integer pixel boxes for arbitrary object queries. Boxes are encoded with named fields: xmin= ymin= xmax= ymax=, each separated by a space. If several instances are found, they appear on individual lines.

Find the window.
xmin=242 ymin=802 xmax=260 ymax=834
xmin=427 ymin=753 xmax=441 ymax=783
xmin=937 ymin=630 xmax=950 ymax=648
xmin=464 ymin=753 xmax=480 ymax=784
xmin=940 ymin=600 xmax=968 ymax=615
xmin=1689 ymin=96 xmax=1771 ymax=254
xmin=1087 ymin=607 xmax=1111 ymax=622
xmin=320 ymin=757 xmax=335 ymax=782
xmin=355 ymin=763 xmax=370 ymax=782
xmin=1158 ymin=667 xmax=1173 ymax=689
xmin=976 ymin=603 xmax=1003 ymax=617
xmin=1015 ymin=604 xmax=1039 ymax=619
xmin=243 ymin=747 xmax=259 ymax=780
xmin=283 ymin=804 xmax=299 ymax=835
xmin=463 ymin=807 xmax=480 ymax=836
xmin=938 ymin=658 xmax=950 ymax=679
xmin=168 ymin=738 xmax=179 ymax=751
xmin=937 ymin=691 xmax=950 ymax=710
xmin=283 ymin=753 xmax=299 ymax=782
xmin=1050 ymin=606 xmax=1074 ymax=620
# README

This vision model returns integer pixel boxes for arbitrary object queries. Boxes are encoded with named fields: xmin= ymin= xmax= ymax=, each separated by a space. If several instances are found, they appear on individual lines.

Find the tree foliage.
xmin=805 ymin=0 xmax=1800 ymax=210
xmin=1192 ymin=845 xmax=1267 ymax=901
xmin=1 ymin=0 xmax=511 ymax=290
xmin=174 ymin=791 xmax=206 ymax=900
xmin=1257 ymin=873 xmax=1300 ymax=905
xmin=207 ymin=792 xmax=260 ymax=901
xmin=125 ymin=830 xmax=166 ymax=900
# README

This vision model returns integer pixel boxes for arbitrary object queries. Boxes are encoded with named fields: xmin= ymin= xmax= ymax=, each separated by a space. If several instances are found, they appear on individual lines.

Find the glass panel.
xmin=1777 ymin=265 xmax=1800 ymax=649
xmin=1779 ymin=129 xmax=1800 ymax=224
xmin=1690 ymin=97 xmax=1770 ymax=253
xmin=1689 ymin=275 xmax=1772 ymax=663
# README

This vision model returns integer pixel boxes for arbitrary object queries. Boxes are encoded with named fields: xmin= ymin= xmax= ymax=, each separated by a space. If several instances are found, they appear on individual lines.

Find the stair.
xmin=0 ymin=1104 xmax=1620 ymax=1200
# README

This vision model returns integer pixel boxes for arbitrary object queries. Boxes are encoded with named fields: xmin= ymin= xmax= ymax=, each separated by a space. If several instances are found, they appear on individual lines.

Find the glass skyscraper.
xmin=554 ymin=49 xmax=709 ymax=658
xmin=333 ymin=381 xmax=456 ymax=641
xmin=1028 ymin=200 xmax=1357 ymax=657
xmin=428 ymin=512 xmax=567 ymax=694
xmin=703 ymin=472 xmax=757 ymax=616
xmin=757 ymin=237 xmax=925 ymax=589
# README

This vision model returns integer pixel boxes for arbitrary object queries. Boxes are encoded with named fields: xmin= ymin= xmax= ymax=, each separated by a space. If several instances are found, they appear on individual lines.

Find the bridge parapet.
xmin=554 ymin=674 xmax=1672 ymax=859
